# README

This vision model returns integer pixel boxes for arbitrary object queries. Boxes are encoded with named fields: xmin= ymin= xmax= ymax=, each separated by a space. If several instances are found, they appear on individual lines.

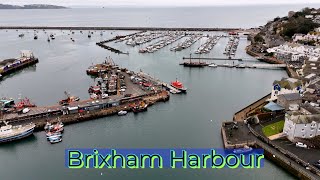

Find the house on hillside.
xmin=269 ymin=78 xmax=303 ymax=101
xmin=283 ymin=111 xmax=320 ymax=141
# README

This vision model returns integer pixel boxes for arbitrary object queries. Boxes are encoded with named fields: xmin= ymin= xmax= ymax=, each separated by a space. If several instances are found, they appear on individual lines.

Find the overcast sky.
xmin=1 ymin=0 xmax=320 ymax=7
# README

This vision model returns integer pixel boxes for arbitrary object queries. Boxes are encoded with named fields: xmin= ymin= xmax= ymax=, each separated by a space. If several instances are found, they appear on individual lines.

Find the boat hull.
xmin=0 ymin=127 xmax=34 ymax=143
xmin=132 ymin=107 xmax=148 ymax=113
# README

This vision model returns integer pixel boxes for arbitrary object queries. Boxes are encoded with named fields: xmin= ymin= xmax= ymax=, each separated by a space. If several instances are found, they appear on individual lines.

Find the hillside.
xmin=252 ymin=7 xmax=320 ymax=47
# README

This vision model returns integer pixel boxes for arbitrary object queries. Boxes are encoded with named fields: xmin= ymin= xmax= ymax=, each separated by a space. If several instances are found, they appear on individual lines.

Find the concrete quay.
xmin=6 ymin=90 xmax=170 ymax=132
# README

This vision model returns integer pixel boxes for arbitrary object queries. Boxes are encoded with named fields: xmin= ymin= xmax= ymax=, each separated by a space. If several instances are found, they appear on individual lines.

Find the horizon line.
xmin=1 ymin=3 xmax=320 ymax=8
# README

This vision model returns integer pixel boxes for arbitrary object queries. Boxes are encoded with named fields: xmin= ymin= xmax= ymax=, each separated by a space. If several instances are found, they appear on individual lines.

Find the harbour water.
xmin=0 ymin=5 xmax=311 ymax=180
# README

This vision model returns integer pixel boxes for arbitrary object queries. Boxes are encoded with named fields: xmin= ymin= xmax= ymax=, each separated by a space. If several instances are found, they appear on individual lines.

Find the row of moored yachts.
xmin=170 ymin=34 xmax=202 ymax=52
xmin=195 ymin=35 xmax=221 ymax=54
xmin=139 ymin=32 xmax=185 ymax=53
xmin=224 ymin=35 xmax=240 ymax=57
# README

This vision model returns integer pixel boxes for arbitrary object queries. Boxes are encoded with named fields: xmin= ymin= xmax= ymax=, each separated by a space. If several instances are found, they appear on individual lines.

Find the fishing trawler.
xmin=59 ymin=91 xmax=80 ymax=105
xmin=0 ymin=122 xmax=35 ymax=143
xmin=14 ymin=97 xmax=36 ymax=109
xmin=132 ymin=101 xmax=148 ymax=113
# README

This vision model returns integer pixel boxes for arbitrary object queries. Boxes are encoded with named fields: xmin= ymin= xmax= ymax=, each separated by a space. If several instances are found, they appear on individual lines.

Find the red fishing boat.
xmin=171 ymin=79 xmax=187 ymax=93
xmin=59 ymin=91 xmax=80 ymax=105
xmin=14 ymin=97 xmax=36 ymax=109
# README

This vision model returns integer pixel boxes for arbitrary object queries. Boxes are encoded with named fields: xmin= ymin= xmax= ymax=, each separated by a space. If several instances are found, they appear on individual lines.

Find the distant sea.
xmin=0 ymin=4 xmax=319 ymax=28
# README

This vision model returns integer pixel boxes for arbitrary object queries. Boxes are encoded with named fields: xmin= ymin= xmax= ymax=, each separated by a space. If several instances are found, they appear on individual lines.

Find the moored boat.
xmin=171 ymin=79 xmax=187 ymax=93
xmin=132 ymin=102 xmax=148 ymax=113
xmin=0 ymin=122 xmax=35 ymax=143
xmin=59 ymin=91 xmax=80 ymax=105
xmin=49 ymin=136 xmax=62 ymax=144
xmin=118 ymin=110 xmax=128 ymax=116
xmin=233 ymin=145 xmax=253 ymax=154
xmin=208 ymin=63 xmax=218 ymax=68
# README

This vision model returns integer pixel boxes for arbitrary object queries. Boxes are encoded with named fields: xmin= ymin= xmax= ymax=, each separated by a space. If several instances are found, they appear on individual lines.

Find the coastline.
xmin=221 ymin=42 xmax=320 ymax=179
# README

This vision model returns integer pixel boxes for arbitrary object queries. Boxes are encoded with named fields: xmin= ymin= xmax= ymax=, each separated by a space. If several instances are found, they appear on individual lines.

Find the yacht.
xmin=208 ymin=63 xmax=218 ymax=68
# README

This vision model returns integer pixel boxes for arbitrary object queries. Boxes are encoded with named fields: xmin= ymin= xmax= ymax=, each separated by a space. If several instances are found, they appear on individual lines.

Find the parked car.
xmin=296 ymin=142 xmax=307 ymax=148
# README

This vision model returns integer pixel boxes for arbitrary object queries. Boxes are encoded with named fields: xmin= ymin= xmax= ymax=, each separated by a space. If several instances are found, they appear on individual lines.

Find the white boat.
xmin=118 ymin=110 xmax=127 ymax=116
xmin=208 ymin=63 xmax=218 ymax=68
xmin=49 ymin=137 xmax=62 ymax=144
xmin=22 ymin=108 xmax=30 ymax=114
xmin=101 ymin=94 xmax=108 ymax=99
xmin=237 ymin=63 xmax=246 ymax=68
xmin=221 ymin=63 xmax=231 ymax=67
xmin=0 ymin=122 xmax=35 ymax=143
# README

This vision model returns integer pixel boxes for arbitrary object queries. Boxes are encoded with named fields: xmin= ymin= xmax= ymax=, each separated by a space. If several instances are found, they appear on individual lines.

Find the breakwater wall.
xmin=0 ymin=26 xmax=240 ymax=31
xmin=233 ymin=93 xmax=271 ymax=122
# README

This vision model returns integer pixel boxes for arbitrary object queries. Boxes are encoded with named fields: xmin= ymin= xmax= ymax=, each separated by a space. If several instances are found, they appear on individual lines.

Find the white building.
xmin=268 ymin=44 xmax=320 ymax=62
xmin=269 ymin=78 xmax=303 ymax=101
xmin=283 ymin=112 xmax=320 ymax=141
xmin=293 ymin=34 xmax=305 ymax=42
xmin=305 ymin=15 xmax=314 ymax=19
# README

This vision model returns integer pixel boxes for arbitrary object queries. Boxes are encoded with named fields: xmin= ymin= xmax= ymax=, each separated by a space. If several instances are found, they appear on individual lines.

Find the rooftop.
xmin=264 ymin=102 xmax=285 ymax=111
xmin=287 ymin=114 xmax=320 ymax=124
xmin=278 ymin=93 xmax=301 ymax=101
xmin=301 ymin=103 xmax=320 ymax=114
xmin=273 ymin=78 xmax=302 ymax=90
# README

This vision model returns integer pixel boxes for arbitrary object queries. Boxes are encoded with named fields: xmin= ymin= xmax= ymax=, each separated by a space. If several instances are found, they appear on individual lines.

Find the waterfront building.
xmin=269 ymin=78 xmax=303 ymax=101
xmin=277 ymin=93 xmax=302 ymax=110
xmin=283 ymin=111 xmax=320 ymax=141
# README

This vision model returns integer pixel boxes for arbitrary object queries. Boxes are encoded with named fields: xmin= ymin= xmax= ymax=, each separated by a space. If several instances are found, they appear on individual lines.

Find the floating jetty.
xmin=96 ymin=42 xmax=129 ymax=54
xmin=96 ymin=31 xmax=143 ymax=54
xmin=0 ymin=51 xmax=38 ymax=78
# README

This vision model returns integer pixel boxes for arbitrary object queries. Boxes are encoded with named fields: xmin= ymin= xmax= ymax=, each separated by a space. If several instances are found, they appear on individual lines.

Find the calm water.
xmin=0 ymin=6 xmax=302 ymax=180
xmin=0 ymin=4 xmax=319 ymax=28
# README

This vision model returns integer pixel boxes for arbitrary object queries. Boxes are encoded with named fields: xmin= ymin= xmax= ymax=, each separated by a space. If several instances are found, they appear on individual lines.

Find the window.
xmin=302 ymin=134 xmax=305 ymax=138
xmin=302 ymin=129 xmax=305 ymax=132
xmin=305 ymin=124 xmax=307 ymax=127
xmin=310 ymin=134 xmax=313 ymax=137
